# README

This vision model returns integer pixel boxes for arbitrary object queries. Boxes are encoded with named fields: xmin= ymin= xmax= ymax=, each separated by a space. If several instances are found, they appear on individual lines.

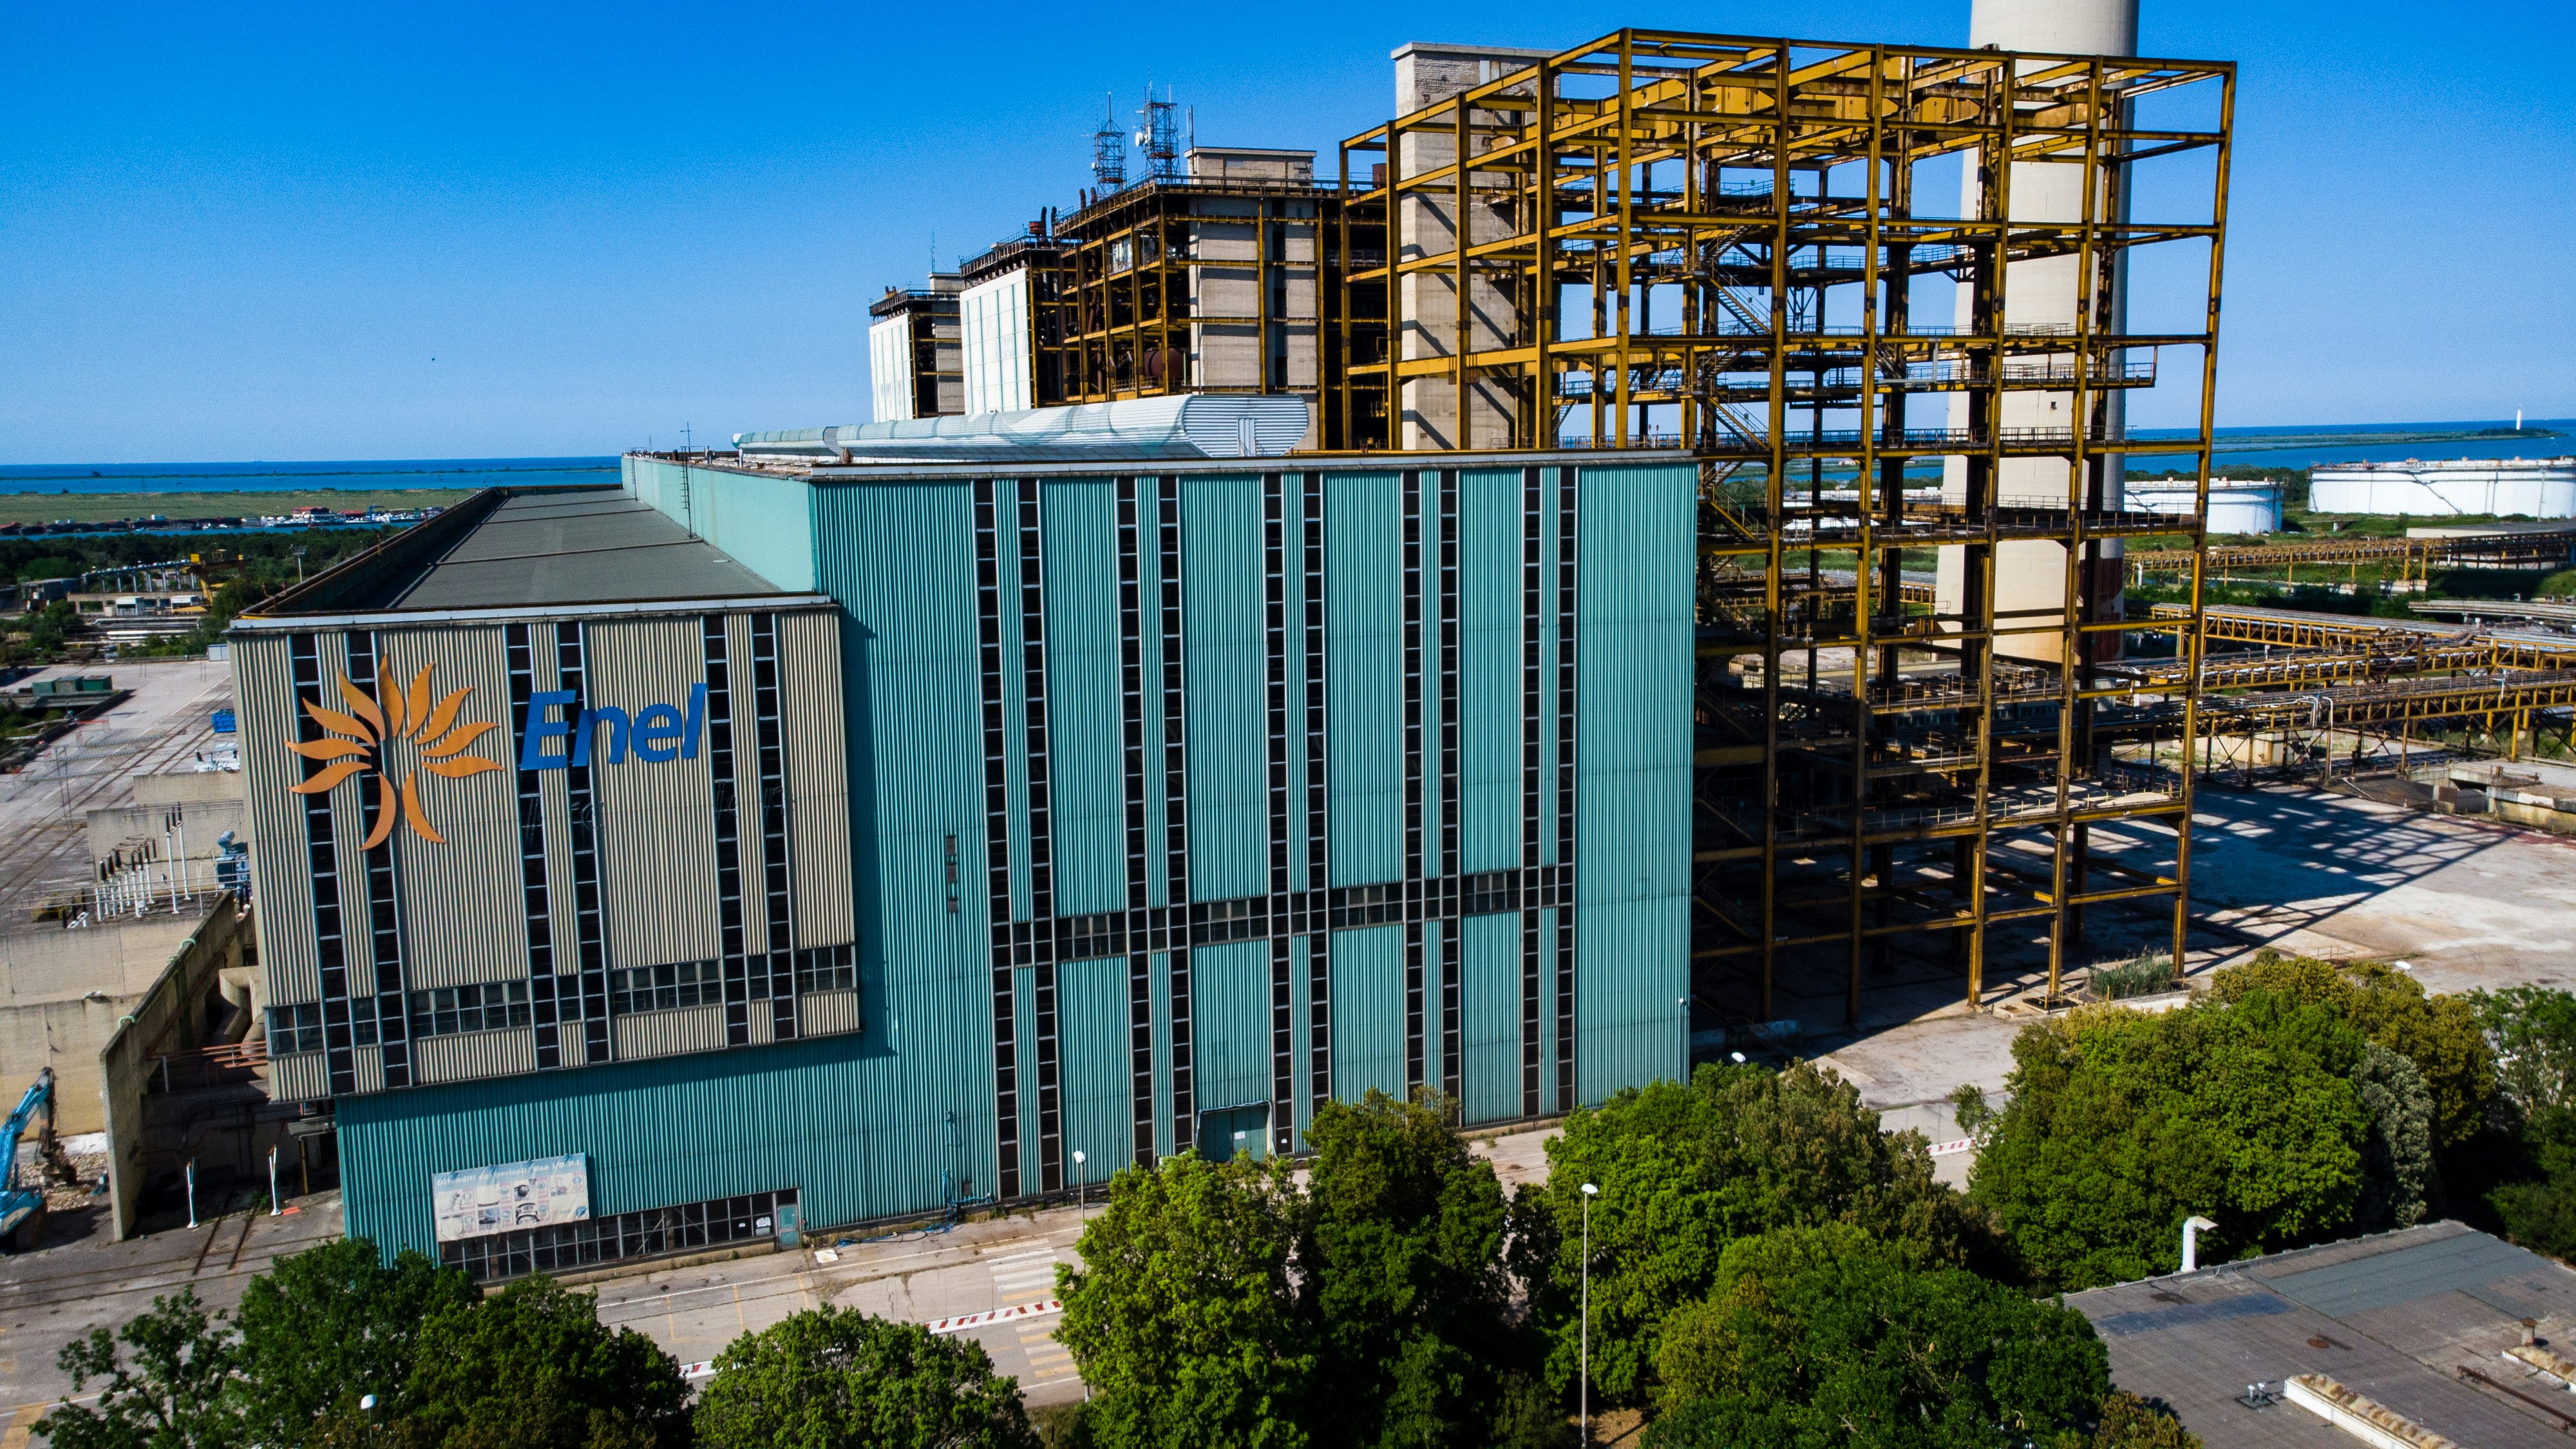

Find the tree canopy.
xmin=694 ymin=1305 xmax=1037 ymax=1449
xmin=1511 ymin=1061 xmax=1991 ymax=1405
xmin=400 ymin=1275 xmax=690 ymax=1449
xmin=229 ymin=1237 xmax=478 ymax=1444
xmin=1640 ymin=1226 xmax=2114 ymax=1449
xmin=1055 ymin=1149 xmax=1314 ymax=1449
xmin=2208 ymin=954 xmax=2493 ymax=1151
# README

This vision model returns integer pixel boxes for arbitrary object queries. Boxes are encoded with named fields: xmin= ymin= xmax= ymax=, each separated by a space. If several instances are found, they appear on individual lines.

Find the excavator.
xmin=0 ymin=1069 xmax=78 ymax=1251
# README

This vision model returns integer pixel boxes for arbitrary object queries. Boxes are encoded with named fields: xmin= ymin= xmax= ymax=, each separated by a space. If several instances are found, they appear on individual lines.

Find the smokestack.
xmin=1942 ymin=0 xmax=2141 ymax=665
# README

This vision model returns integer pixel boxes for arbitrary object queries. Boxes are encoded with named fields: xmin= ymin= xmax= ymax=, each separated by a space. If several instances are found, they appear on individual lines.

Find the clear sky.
xmin=3 ymin=1 xmax=2566 ymax=462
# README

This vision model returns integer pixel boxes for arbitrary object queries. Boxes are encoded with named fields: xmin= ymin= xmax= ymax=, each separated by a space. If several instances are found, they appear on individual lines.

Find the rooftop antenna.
xmin=1092 ymin=93 xmax=1126 ymax=193
xmin=1135 ymin=82 xmax=1180 ymax=183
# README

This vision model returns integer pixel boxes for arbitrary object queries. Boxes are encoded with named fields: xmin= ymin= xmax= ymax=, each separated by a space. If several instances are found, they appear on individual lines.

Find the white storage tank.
xmin=2126 ymin=478 xmax=2282 ymax=535
xmin=2308 ymin=457 xmax=2576 ymax=518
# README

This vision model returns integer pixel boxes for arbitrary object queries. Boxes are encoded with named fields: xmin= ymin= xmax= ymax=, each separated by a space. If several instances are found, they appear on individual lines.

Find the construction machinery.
xmin=0 ymin=1068 xmax=77 ymax=1250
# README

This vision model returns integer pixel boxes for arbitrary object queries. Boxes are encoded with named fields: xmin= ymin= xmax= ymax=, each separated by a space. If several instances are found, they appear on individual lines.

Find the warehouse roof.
xmin=2066 ymin=1221 xmax=2576 ymax=1445
xmin=241 ymin=486 xmax=799 ymax=621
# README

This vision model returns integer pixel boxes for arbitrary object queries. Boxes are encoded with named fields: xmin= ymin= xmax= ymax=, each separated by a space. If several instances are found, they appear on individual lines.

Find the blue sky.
xmin=3 ymin=1 xmax=2566 ymax=462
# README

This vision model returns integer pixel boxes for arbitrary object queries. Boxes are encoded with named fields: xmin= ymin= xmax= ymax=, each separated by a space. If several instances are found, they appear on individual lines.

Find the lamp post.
xmin=1073 ymin=1150 xmax=1088 ymax=1213
xmin=1580 ymin=1182 xmax=1599 ymax=1443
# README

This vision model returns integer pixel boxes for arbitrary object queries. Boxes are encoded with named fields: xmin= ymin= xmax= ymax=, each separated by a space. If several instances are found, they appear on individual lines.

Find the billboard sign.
xmin=431 ymin=1153 xmax=591 ymax=1242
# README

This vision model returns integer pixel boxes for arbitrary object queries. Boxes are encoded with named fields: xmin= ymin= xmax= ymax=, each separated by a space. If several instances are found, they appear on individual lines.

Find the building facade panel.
xmin=1327 ymin=923 xmax=1407 ymax=1104
xmin=1322 ymin=471 xmax=1405 ymax=885
xmin=585 ymin=614 xmax=724 ymax=970
xmin=381 ymin=622 xmax=529 ymax=990
xmin=1038 ymin=479 xmax=1126 ymax=918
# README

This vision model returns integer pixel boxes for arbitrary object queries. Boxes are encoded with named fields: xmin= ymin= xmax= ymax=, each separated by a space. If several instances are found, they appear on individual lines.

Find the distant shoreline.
xmin=0 ymin=487 xmax=479 ymax=527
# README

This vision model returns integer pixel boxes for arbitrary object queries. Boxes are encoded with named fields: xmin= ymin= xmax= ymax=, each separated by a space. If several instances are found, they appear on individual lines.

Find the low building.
xmin=2068 ymin=1221 xmax=2576 ymax=1444
xmin=233 ymin=442 xmax=1695 ymax=1278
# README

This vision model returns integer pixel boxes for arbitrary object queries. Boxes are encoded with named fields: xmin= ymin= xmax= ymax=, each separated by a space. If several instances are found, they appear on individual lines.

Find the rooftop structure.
xmin=2068 ymin=1221 xmax=2576 ymax=1445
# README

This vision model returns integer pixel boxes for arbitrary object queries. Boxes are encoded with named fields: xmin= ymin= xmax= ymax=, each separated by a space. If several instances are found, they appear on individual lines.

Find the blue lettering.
xmin=681 ymin=683 xmax=706 ymax=760
xmin=632 ymin=703 xmax=685 ymax=762
xmin=519 ymin=690 xmax=576 ymax=770
xmin=572 ymin=706 xmax=630 ymax=766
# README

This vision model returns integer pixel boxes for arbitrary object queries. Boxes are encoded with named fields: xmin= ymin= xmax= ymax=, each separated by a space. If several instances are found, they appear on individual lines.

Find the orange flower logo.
xmin=287 ymin=663 xmax=503 ymax=848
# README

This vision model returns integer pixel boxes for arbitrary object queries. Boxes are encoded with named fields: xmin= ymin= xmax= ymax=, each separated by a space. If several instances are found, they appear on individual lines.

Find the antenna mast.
xmin=1091 ymin=93 xmax=1127 ymax=192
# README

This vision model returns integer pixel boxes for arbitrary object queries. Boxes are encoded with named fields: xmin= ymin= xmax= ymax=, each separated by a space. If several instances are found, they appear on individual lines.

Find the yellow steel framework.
xmin=1327 ymin=30 xmax=2235 ymax=1027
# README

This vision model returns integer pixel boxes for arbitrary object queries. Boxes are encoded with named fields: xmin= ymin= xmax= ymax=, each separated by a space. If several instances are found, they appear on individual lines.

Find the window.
xmin=793 ymin=943 xmax=857 ymax=996
xmin=266 ymin=1004 xmax=324 ymax=1056
xmin=609 ymin=960 xmax=721 ymax=1016
xmin=407 ymin=981 xmax=534 ymax=1039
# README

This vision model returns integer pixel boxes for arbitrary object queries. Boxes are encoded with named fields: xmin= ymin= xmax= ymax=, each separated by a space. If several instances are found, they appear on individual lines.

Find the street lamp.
xmin=1073 ymin=1150 xmax=1088 ymax=1213
xmin=1580 ymin=1182 xmax=1599 ymax=1443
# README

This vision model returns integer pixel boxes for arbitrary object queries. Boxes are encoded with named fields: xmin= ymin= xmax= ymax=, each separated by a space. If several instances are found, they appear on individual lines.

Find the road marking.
xmin=0 ymin=1401 xmax=44 ymax=1449
xmin=926 ymin=1299 xmax=1061 ymax=1336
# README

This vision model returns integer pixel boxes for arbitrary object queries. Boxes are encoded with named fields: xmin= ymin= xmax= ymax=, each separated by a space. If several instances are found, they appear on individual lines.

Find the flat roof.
xmin=2067 ymin=1221 xmax=2576 ymax=1445
xmin=240 ymin=486 xmax=800 ymax=623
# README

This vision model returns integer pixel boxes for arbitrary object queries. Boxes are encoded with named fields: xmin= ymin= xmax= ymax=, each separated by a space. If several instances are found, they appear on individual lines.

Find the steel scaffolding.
xmin=1329 ymin=30 xmax=2237 ymax=1026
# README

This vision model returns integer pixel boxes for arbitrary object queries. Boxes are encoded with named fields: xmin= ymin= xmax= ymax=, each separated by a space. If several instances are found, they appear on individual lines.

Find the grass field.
xmin=0 ymin=488 xmax=478 ymax=526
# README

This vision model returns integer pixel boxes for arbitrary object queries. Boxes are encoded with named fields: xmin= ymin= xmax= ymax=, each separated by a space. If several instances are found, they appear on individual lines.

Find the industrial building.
xmin=234 ymin=433 xmax=1692 ymax=1273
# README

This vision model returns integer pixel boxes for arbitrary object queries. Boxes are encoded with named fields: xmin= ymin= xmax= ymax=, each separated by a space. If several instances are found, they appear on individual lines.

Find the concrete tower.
xmin=1942 ymin=0 xmax=2139 ymax=664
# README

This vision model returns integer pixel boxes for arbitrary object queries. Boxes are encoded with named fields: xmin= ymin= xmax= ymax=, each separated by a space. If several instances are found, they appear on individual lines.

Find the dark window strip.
xmin=1440 ymin=917 xmax=1463 ymax=1099
xmin=440 ymin=1189 xmax=797 ymax=1283
xmin=1116 ymin=478 xmax=1153 ymax=1166
xmin=972 ymin=480 xmax=1020 ymax=1199
xmin=1269 ymin=935 xmax=1294 ymax=1154
xmin=506 ymin=625 xmax=560 ymax=1068
xmin=344 ymin=632 xmax=410 ymax=1089
xmin=555 ymin=622 xmax=611 ymax=1064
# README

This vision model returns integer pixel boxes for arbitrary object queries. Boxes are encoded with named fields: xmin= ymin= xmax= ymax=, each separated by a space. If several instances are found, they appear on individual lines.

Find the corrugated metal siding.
xmin=1057 ymin=955 xmax=1126 ymax=1180
xmin=1283 ymin=477 xmax=1311 ymax=896
xmin=1040 ymin=480 xmax=1123 ymax=916
xmin=1323 ymin=471 xmax=1402 ymax=884
xmin=1190 ymin=940 xmax=1269 ymax=1119
xmin=612 ymin=1004 xmax=728 ymax=1060
xmin=234 ymin=632 xmax=320 ymax=1003
xmin=533 ymin=638 xmax=584 ymax=977
xmin=417 ymin=1028 xmax=538 ymax=1084
xmin=801 ymin=989 xmax=859 ymax=1036
xmin=779 ymin=607 xmax=857 ymax=947
xmin=339 ymin=1032 xmax=902 ymax=1259
xmin=1457 ymin=468 xmax=1520 ymax=875
xmin=1571 ymin=462 xmax=1694 ymax=1104
xmin=1327 ymin=924 xmax=1405 ymax=1102
xmin=811 ymin=477 xmax=999 ymax=1211
xmin=354 ymin=1044 xmax=386 ymax=1095
xmin=1461 ymin=913 xmax=1519 ymax=1124
xmin=586 ymin=616 xmax=721 ymax=967
xmin=380 ymin=623 xmax=527 ymax=989
xmin=272 ymin=1052 xmax=328 ymax=1103
xmin=622 ymin=457 xmax=819 ymax=595
xmin=1180 ymin=475 xmax=1265 ymax=902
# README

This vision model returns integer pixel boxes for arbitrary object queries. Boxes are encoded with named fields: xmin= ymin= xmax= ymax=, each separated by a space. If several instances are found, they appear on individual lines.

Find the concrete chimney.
xmin=1940 ymin=0 xmax=2140 ymax=665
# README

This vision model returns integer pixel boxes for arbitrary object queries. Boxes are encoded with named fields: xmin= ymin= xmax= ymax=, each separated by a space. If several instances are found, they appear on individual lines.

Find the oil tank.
xmin=2307 ymin=458 xmax=2576 ymax=518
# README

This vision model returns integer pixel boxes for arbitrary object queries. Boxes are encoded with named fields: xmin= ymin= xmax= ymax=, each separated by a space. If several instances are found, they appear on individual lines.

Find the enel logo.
xmin=518 ymin=685 xmax=708 ymax=770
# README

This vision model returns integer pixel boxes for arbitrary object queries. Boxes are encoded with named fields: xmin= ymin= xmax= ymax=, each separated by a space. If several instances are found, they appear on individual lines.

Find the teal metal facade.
xmin=335 ymin=452 xmax=1692 ymax=1262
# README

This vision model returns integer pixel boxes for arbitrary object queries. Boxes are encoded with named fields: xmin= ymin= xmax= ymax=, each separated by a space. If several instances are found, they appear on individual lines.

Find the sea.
xmin=0 ymin=421 xmax=2566 ymax=498
xmin=0 ymin=457 xmax=618 ymax=497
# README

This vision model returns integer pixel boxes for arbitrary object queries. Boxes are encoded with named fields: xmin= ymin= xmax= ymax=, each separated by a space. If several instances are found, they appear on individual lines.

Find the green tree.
xmin=1511 ymin=1061 xmax=1990 ymax=1405
xmin=401 ymin=1276 xmax=691 ymax=1449
xmin=2472 ymin=985 xmax=2576 ymax=1121
xmin=1056 ymin=1151 xmax=1312 ymax=1449
xmin=229 ymin=1237 xmax=478 ymax=1444
xmin=694 ymin=1305 xmax=1036 ymax=1449
xmin=1640 ymin=1227 xmax=2111 ymax=1449
xmin=1298 ymin=1091 xmax=1514 ymax=1449
xmin=2492 ymin=1107 xmax=2576 ymax=1259
xmin=37 ymin=1289 xmax=240 ymax=1449
xmin=1970 ymin=994 xmax=2372 ymax=1289
xmin=2209 ymin=954 xmax=2493 ymax=1151
xmin=2089 ymin=1393 xmax=2202 ymax=1449
xmin=2349 ymin=1042 xmax=2434 ymax=1232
